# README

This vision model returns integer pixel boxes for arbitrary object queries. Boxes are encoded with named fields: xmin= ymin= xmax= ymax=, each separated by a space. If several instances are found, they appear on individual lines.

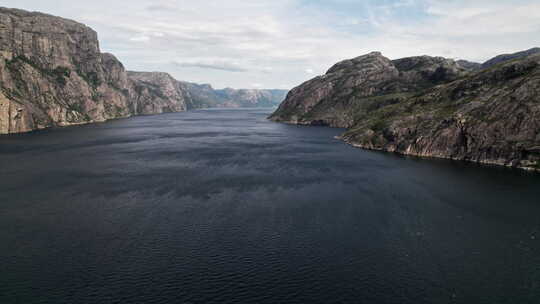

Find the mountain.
xmin=0 ymin=7 xmax=287 ymax=134
xmin=481 ymin=47 xmax=540 ymax=69
xmin=270 ymin=51 xmax=540 ymax=171
xmin=0 ymin=7 xmax=189 ymax=134
xmin=129 ymin=72 xmax=287 ymax=109
xmin=214 ymin=88 xmax=287 ymax=108
xmin=452 ymin=48 xmax=540 ymax=72
xmin=457 ymin=60 xmax=482 ymax=71
xmin=270 ymin=52 xmax=470 ymax=127
xmin=434 ymin=48 xmax=540 ymax=73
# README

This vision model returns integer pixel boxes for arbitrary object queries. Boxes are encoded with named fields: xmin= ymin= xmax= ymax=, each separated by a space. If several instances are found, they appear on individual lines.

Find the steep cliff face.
xmin=0 ymin=7 xmax=189 ymax=134
xmin=0 ymin=7 xmax=287 ymax=134
xmin=127 ymin=71 xmax=189 ymax=113
xmin=342 ymin=54 xmax=540 ymax=170
xmin=270 ymin=50 xmax=540 ymax=170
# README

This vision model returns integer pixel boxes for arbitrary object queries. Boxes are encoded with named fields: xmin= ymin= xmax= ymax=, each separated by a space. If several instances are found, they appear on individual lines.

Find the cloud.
xmin=5 ymin=0 xmax=540 ymax=89
xmin=145 ymin=4 xmax=175 ymax=12
xmin=129 ymin=35 xmax=150 ymax=42
xmin=362 ymin=0 xmax=540 ymax=61
xmin=173 ymin=59 xmax=249 ymax=72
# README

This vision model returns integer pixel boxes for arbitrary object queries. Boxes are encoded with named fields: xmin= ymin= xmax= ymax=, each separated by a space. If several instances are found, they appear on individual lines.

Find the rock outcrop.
xmin=270 ymin=50 xmax=540 ymax=171
xmin=0 ymin=7 xmax=189 ymax=134
xmin=127 ymin=71 xmax=192 ymax=112
xmin=0 ymin=7 xmax=287 ymax=134
xmin=270 ymin=52 xmax=469 ymax=127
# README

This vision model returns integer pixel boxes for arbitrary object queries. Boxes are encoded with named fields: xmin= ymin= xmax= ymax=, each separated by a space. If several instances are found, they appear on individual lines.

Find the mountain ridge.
xmin=270 ymin=49 xmax=540 ymax=171
xmin=0 ymin=7 xmax=286 ymax=134
xmin=481 ymin=47 xmax=540 ymax=69
xmin=127 ymin=71 xmax=287 ymax=109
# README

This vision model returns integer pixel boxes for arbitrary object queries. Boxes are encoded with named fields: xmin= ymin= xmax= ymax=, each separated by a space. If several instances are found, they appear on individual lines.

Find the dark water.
xmin=1 ymin=108 xmax=540 ymax=304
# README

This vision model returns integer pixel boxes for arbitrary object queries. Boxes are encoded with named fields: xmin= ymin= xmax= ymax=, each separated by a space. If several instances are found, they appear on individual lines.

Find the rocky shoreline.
xmin=270 ymin=50 xmax=540 ymax=171
xmin=338 ymin=136 xmax=540 ymax=172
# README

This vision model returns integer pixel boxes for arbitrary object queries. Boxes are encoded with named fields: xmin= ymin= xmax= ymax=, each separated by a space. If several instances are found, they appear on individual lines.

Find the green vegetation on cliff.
xmin=270 ymin=50 xmax=540 ymax=171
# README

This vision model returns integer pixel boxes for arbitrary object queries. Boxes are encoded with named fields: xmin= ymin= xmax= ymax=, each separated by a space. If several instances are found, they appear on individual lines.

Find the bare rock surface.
xmin=270 ymin=52 xmax=468 ymax=127
xmin=0 ymin=7 xmax=287 ymax=134
xmin=270 ymin=50 xmax=540 ymax=170
xmin=0 ymin=7 xmax=190 ymax=134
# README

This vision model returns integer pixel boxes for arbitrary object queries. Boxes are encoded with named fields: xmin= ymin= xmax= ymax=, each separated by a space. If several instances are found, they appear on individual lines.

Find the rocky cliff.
xmin=0 ymin=7 xmax=287 ymax=134
xmin=270 ymin=52 xmax=469 ymax=127
xmin=270 ymin=50 xmax=540 ymax=171
xmin=0 ymin=7 xmax=193 ymax=134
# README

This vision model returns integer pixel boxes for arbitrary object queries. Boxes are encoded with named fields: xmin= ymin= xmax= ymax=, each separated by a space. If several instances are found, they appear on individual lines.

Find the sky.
xmin=4 ymin=0 xmax=540 ymax=89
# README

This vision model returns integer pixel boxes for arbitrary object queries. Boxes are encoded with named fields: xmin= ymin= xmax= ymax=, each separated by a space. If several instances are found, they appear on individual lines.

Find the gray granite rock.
xmin=270 ymin=51 xmax=540 ymax=171
xmin=0 ymin=7 xmax=287 ymax=134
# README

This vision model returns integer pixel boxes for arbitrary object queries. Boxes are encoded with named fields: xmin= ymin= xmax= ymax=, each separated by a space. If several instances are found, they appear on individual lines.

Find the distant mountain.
xmin=214 ymin=88 xmax=288 ymax=108
xmin=457 ymin=60 xmax=482 ymax=71
xmin=481 ymin=47 xmax=540 ymax=68
xmin=453 ymin=48 xmax=540 ymax=72
xmin=129 ymin=72 xmax=287 ymax=109
xmin=270 ymin=49 xmax=540 ymax=171
xmin=0 ymin=7 xmax=286 ymax=134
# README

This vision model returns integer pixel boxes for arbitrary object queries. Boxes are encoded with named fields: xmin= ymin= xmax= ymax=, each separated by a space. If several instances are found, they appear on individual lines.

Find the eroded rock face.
xmin=127 ymin=71 xmax=189 ymax=113
xmin=269 ymin=52 xmax=468 ymax=127
xmin=0 ymin=7 xmax=190 ymax=134
xmin=341 ymin=54 xmax=540 ymax=170
xmin=0 ymin=8 xmax=134 ymax=133
xmin=0 ymin=7 xmax=287 ymax=134
xmin=270 ymin=50 xmax=540 ymax=170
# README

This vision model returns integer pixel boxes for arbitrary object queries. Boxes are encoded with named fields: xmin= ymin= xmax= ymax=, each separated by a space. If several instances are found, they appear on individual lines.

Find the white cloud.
xmin=173 ymin=58 xmax=249 ymax=72
xmin=151 ymin=32 xmax=165 ymax=37
xmin=129 ymin=35 xmax=150 ymax=42
xmin=4 ymin=0 xmax=540 ymax=89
